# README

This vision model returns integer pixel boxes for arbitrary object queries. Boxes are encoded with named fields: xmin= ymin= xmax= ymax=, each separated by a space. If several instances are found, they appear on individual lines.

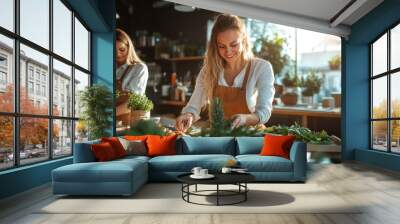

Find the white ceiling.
xmin=167 ymin=0 xmax=384 ymax=38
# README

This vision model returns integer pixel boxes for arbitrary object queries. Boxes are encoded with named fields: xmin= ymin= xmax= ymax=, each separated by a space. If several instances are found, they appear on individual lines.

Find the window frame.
xmin=370 ymin=20 xmax=400 ymax=154
xmin=0 ymin=0 xmax=92 ymax=171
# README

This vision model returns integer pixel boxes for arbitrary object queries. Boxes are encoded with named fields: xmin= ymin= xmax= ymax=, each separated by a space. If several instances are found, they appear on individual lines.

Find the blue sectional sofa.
xmin=52 ymin=137 xmax=307 ymax=196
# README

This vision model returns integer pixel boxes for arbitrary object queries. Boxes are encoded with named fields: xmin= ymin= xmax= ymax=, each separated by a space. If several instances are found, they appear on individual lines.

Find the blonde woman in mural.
xmin=116 ymin=28 xmax=148 ymax=126
xmin=176 ymin=14 xmax=275 ymax=131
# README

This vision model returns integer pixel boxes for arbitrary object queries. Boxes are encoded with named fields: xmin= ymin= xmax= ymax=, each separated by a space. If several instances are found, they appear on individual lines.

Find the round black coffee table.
xmin=177 ymin=173 xmax=255 ymax=206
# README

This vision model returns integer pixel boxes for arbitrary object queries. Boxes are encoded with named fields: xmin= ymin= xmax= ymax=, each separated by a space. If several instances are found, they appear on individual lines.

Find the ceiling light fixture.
xmin=174 ymin=4 xmax=195 ymax=12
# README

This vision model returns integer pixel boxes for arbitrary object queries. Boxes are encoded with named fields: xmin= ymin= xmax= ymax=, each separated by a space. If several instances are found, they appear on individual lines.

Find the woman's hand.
xmin=230 ymin=114 xmax=248 ymax=129
xmin=175 ymin=113 xmax=194 ymax=132
xmin=230 ymin=114 xmax=260 ymax=128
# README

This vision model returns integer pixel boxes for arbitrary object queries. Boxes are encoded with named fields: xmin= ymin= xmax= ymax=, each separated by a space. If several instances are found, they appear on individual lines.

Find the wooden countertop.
xmin=272 ymin=105 xmax=341 ymax=118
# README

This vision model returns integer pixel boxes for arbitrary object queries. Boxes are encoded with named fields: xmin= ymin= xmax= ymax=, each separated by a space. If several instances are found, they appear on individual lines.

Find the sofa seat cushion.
xmin=53 ymin=159 xmax=147 ymax=183
xmin=236 ymin=155 xmax=293 ymax=172
xmin=149 ymin=154 xmax=235 ymax=172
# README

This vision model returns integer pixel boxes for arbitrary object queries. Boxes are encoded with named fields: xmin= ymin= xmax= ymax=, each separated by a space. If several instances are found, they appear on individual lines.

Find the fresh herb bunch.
xmin=120 ymin=119 xmax=167 ymax=136
xmin=263 ymin=123 xmax=332 ymax=144
xmin=127 ymin=93 xmax=154 ymax=112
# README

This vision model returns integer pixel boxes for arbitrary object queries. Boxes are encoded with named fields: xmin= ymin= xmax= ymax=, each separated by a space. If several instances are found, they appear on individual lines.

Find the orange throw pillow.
xmin=260 ymin=134 xmax=296 ymax=159
xmin=91 ymin=142 xmax=117 ymax=161
xmin=124 ymin=135 xmax=148 ymax=142
xmin=101 ymin=137 xmax=126 ymax=158
xmin=146 ymin=135 xmax=178 ymax=157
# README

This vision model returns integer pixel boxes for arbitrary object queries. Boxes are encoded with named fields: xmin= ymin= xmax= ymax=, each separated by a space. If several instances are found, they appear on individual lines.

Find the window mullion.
xmin=13 ymin=0 xmax=20 ymax=167
xmin=48 ymin=0 xmax=54 ymax=160
xmin=387 ymin=30 xmax=391 ymax=152
xmin=71 ymin=10 xmax=76 ymax=154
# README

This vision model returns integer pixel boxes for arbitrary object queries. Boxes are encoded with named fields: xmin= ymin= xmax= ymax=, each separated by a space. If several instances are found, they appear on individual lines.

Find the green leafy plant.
xmin=328 ymin=55 xmax=341 ymax=70
xmin=282 ymin=72 xmax=300 ymax=87
xmin=253 ymin=33 xmax=290 ymax=76
xmin=79 ymin=84 xmax=113 ymax=140
xmin=127 ymin=93 xmax=154 ymax=112
xmin=301 ymin=71 xmax=324 ymax=96
xmin=120 ymin=119 xmax=167 ymax=136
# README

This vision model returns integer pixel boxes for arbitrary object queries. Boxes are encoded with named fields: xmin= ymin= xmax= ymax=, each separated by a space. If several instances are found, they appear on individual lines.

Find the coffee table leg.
xmin=245 ymin=183 xmax=247 ymax=201
xmin=216 ymin=184 xmax=219 ymax=206
xmin=195 ymin=184 xmax=198 ymax=192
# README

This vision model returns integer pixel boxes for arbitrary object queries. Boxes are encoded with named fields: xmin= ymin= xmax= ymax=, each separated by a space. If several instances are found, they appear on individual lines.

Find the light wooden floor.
xmin=1 ymin=162 xmax=400 ymax=224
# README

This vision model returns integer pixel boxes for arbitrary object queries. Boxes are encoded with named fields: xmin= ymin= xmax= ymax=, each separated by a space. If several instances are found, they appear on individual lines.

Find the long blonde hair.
xmin=202 ymin=14 xmax=254 ymax=100
xmin=116 ymin=28 xmax=143 ymax=65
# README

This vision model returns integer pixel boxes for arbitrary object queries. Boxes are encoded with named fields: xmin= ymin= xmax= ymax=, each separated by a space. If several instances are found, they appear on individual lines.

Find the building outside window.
xmin=41 ymin=85 xmax=46 ymax=97
xmin=0 ymin=71 xmax=6 ymax=85
xmin=28 ymin=66 xmax=34 ymax=80
xmin=28 ymin=81 xmax=34 ymax=94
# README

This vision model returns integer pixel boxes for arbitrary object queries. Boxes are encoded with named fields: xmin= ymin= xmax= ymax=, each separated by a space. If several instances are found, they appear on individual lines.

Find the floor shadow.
xmin=202 ymin=190 xmax=295 ymax=207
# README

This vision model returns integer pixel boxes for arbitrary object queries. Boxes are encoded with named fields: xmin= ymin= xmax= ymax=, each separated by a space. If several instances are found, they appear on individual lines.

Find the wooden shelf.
xmin=159 ymin=100 xmax=187 ymax=107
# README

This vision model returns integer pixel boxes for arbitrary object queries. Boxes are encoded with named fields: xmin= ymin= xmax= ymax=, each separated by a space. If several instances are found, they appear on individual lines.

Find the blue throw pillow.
xmin=235 ymin=137 xmax=264 ymax=155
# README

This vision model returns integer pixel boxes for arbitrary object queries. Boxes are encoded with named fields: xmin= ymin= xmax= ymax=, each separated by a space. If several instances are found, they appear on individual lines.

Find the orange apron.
xmin=214 ymin=61 xmax=252 ymax=120
xmin=116 ymin=65 xmax=132 ymax=127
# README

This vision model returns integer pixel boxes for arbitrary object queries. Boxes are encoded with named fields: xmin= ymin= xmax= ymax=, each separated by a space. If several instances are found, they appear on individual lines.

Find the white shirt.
xmin=116 ymin=63 xmax=148 ymax=95
xmin=182 ymin=58 xmax=275 ymax=124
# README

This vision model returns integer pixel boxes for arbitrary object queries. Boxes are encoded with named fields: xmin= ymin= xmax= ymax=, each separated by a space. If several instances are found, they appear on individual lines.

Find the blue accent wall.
xmin=344 ymin=0 xmax=400 ymax=171
xmin=0 ymin=158 xmax=72 ymax=199
xmin=91 ymin=0 xmax=116 ymax=136
xmin=0 ymin=0 xmax=116 ymax=200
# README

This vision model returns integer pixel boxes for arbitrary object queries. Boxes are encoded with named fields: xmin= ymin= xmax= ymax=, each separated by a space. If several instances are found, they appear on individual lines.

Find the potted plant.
xmin=301 ymin=71 xmax=324 ymax=105
xmin=127 ymin=93 xmax=154 ymax=126
xmin=253 ymin=33 xmax=290 ymax=76
xmin=281 ymin=72 xmax=300 ymax=106
xmin=79 ymin=84 xmax=113 ymax=140
xmin=328 ymin=55 xmax=341 ymax=70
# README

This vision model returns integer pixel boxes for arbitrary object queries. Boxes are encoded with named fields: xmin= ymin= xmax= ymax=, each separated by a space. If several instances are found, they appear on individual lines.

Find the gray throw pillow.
xmin=118 ymin=137 xmax=147 ymax=156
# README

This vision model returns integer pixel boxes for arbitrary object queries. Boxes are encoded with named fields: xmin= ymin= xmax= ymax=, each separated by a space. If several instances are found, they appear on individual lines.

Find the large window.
xmin=370 ymin=23 xmax=400 ymax=153
xmin=0 ymin=0 xmax=91 ymax=171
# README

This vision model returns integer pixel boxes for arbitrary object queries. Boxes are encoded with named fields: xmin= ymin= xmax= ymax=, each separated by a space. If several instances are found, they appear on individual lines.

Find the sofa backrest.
xmin=73 ymin=139 xmax=100 ymax=163
xmin=235 ymin=137 xmax=264 ymax=155
xmin=177 ymin=136 xmax=236 ymax=155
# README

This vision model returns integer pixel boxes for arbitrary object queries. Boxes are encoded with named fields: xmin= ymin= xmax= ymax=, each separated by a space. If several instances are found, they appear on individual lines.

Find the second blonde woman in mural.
xmin=176 ymin=14 xmax=275 ymax=131
xmin=116 ymin=28 xmax=148 ymax=104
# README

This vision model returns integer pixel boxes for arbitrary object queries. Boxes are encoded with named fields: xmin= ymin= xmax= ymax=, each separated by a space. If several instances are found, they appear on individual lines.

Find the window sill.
xmin=0 ymin=156 xmax=72 ymax=176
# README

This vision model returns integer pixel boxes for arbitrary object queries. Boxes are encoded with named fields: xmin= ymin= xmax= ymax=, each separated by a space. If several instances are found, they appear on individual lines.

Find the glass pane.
xmin=53 ymin=0 xmax=72 ymax=60
xmin=391 ymin=24 xmax=400 ymax=70
xmin=53 ymin=59 xmax=72 ymax=117
xmin=0 ymin=116 xmax=13 ymax=170
xmin=20 ymin=44 xmax=49 ymax=115
xmin=372 ymin=121 xmax=388 ymax=151
xmin=74 ymin=69 xmax=89 ymax=118
xmin=391 ymin=120 xmax=400 ymax=153
xmin=75 ymin=120 xmax=88 ymax=143
xmin=20 ymin=117 xmax=49 ymax=165
xmin=372 ymin=33 xmax=387 ymax=76
xmin=391 ymin=72 xmax=400 ymax=118
xmin=53 ymin=119 xmax=72 ymax=158
xmin=0 ymin=0 xmax=14 ymax=31
xmin=74 ymin=18 xmax=89 ymax=70
xmin=0 ymin=34 xmax=14 ymax=112
xmin=372 ymin=77 xmax=387 ymax=119
xmin=20 ymin=0 xmax=49 ymax=49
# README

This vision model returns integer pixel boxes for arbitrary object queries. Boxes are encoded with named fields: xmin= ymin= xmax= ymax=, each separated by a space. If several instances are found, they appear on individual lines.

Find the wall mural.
xmin=114 ymin=0 xmax=342 ymax=162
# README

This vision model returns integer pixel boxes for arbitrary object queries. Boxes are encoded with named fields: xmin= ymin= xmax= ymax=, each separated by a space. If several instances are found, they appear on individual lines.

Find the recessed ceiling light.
xmin=174 ymin=4 xmax=195 ymax=12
